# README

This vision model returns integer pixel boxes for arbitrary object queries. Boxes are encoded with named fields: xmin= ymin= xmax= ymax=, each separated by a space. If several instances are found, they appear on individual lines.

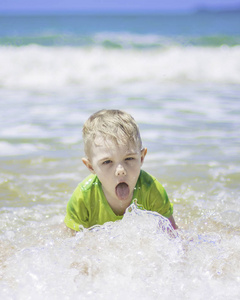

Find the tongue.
xmin=116 ymin=183 xmax=130 ymax=200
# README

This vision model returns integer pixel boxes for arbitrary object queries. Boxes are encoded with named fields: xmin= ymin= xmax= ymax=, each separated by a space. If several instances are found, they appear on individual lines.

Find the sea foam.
xmin=0 ymin=45 xmax=239 ymax=92
xmin=0 ymin=203 xmax=239 ymax=300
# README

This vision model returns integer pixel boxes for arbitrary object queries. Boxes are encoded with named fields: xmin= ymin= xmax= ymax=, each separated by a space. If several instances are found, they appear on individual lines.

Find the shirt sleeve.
xmin=64 ymin=187 xmax=89 ymax=231
xmin=149 ymin=179 xmax=173 ymax=218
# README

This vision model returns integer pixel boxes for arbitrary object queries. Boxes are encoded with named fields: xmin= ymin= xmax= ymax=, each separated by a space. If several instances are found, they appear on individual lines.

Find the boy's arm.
xmin=168 ymin=215 xmax=178 ymax=230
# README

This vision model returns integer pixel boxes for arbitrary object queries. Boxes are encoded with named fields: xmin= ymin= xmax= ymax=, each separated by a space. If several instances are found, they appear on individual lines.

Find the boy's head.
xmin=82 ymin=110 xmax=147 ymax=212
xmin=82 ymin=109 xmax=142 ymax=159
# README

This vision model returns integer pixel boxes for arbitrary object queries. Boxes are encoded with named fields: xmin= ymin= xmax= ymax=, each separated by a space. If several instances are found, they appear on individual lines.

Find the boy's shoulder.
xmin=77 ymin=174 xmax=100 ymax=192
xmin=138 ymin=169 xmax=157 ymax=187
xmin=136 ymin=170 xmax=169 ymax=207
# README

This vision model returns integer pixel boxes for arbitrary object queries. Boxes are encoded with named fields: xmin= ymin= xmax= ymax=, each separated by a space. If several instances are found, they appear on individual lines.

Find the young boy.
xmin=64 ymin=109 xmax=177 ymax=232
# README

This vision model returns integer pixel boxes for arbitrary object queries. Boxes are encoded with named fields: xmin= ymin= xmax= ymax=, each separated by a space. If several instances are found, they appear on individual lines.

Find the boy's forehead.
xmin=94 ymin=135 xmax=134 ymax=149
xmin=90 ymin=136 xmax=139 ymax=158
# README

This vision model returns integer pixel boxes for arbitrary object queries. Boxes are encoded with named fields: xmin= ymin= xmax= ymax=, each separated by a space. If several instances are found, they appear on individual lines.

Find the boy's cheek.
xmin=96 ymin=170 xmax=108 ymax=181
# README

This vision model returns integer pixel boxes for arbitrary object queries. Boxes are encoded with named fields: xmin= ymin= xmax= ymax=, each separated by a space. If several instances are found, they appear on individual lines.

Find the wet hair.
xmin=82 ymin=109 xmax=142 ymax=157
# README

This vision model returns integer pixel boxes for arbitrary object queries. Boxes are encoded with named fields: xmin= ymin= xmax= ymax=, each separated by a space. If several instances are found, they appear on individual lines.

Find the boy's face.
xmin=82 ymin=137 xmax=147 ymax=214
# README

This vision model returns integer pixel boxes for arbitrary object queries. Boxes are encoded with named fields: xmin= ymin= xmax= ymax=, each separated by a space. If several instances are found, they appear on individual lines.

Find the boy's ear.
xmin=141 ymin=148 xmax=147 ymax=164
xmin=82 ymin=158 xmax=95 ymax=173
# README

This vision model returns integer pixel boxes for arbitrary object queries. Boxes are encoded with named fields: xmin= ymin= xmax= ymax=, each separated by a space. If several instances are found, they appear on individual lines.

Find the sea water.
xmin=0 ymin=12 xmax=240 ymax=299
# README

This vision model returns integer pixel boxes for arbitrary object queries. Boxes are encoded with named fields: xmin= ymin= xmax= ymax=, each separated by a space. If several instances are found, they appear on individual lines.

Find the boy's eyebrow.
xmin=99 ymin=157 xmax=111 ymax=162
xmin=98 ymin=151 xmax=139 ymax=162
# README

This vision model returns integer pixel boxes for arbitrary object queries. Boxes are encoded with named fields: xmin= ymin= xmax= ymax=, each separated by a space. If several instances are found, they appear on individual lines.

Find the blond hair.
xmin=83 ymin=109 xmax=142 ymax=157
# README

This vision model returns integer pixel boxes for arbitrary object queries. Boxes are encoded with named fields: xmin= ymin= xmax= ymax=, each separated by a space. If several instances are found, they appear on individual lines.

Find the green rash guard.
xmin=64 ymin=169 xmax=173 ymax=231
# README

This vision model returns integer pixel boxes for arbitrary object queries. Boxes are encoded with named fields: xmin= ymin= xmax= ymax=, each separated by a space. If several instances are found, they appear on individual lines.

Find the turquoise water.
xmin=1 ymin=12 xmax=240 ymax=46
xmin=0 ymin=12 xmax=240 ymax=299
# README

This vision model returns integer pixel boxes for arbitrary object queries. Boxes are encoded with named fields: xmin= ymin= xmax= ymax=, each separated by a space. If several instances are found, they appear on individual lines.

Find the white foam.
xmin=0 ymin=45 xmax=239 ymax=92
xmin=0 ymin=204 xmax=239 ymax=299
xmin=0 ymin=124 xmax=50 ymax=138
xmin=0 ymin=141 xmax=39 ymax=156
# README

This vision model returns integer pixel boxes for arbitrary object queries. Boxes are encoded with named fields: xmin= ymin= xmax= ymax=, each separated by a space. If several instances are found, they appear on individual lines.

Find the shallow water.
xmin=0 ymin=12 xmax=240 ymax=299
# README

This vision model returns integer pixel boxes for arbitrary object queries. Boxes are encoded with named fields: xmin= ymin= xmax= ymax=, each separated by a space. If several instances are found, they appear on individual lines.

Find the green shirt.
xmin=64 ymin=170 xmax=173 ymax=231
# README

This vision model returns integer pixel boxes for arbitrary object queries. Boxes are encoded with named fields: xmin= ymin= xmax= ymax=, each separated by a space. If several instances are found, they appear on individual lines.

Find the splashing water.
xmin=0 ymin=201 xmax=239 ymax=300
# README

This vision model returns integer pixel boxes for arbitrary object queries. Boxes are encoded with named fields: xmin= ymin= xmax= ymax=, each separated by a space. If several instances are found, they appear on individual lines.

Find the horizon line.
xmin=1 ymin=5 xmax=240 ymax=16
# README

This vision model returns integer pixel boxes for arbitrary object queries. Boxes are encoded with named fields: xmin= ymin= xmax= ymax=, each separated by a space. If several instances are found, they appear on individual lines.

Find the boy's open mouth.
xmin=115 ymin=182 xmax=130 ymax=200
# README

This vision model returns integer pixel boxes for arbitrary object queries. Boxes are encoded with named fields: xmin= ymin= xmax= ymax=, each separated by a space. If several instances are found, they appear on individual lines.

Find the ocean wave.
xmin=0 ymin=44 xmax=240 ymax=91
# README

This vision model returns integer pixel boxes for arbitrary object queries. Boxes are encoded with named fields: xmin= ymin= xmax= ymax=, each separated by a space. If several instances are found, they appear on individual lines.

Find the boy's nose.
xmin=115 ymin=164 xmax=127 ymax=176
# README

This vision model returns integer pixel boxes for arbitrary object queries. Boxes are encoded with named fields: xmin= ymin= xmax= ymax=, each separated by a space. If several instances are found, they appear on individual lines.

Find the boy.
xmin=64 ymin=109 xmax=177 ymax=232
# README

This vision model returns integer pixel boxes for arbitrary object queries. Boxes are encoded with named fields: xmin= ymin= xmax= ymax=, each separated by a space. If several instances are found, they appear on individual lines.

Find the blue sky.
xmin=0 ymin=0 xmax=240 ymax=13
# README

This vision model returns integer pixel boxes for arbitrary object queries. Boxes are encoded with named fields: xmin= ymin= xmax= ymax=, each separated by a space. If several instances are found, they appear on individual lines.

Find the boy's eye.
xmin=125 ymin=157 xmax=134 ymax=161
xmin=103 ymin=160 xmax=112 ymax=165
